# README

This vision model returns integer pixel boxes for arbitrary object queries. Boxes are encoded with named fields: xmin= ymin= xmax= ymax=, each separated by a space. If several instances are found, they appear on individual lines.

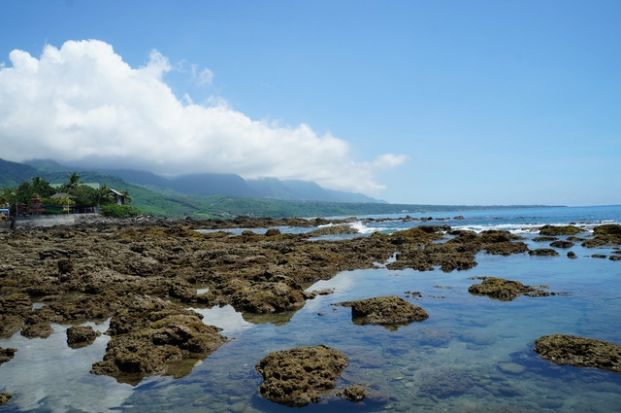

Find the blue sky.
xmin=0 ymin=0 xmax=620 ymax=205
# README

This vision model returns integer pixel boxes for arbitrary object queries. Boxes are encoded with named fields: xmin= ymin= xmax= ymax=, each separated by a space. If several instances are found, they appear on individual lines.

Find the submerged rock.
xmin=539 ymin=225 xmax=583 ymax=236
xmin=338 ymin=385 xmax=366 ymax=402
xmin=533 ymin=236 xmax=558 ymax=242
xmin=591 ymin=254 xmax=607 ymax=259
xmin=417 ymin=368 xmax=474 ymax=398
xmin=550 ymin=240 xmax=574 ymax=249
xmin=338 ymin=296 xmax=428 ymax=327
xmin=497 ymin=361 xmax=526 ymax=375
xmin=0 ymin=393 xmax=11 ymax=406
xmin=468 ymin=277 xmax=551 ymax=301
xmin=0 ymin=347 xmax=16 ymax=365
xmin=529 ymin=248 xmax=559 ymax=257
xmin=256 ymin=345 xmax=348 ymax=407
xmin=534 ymin=334 xmax=621 ymax=372
xmin=567 ymin=251 xmax=577 ymax=259
xmin=67 ymin=326 xmax=100 ymax=348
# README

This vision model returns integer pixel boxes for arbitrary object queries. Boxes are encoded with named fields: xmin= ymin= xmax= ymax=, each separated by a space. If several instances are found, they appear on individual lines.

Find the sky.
xmin=0 ymin=0 xmax=619 ymax=205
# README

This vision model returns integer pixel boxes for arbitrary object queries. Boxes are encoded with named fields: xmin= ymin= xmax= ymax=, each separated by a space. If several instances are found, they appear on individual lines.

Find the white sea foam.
xmin=350 ymin=220 xmax=380 ymax=234
xmin=452 ymin=221 xmax=621 ymax=234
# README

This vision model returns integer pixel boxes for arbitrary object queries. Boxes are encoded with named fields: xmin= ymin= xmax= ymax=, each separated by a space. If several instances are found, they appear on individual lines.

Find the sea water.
xmin=1 ymin=205 xmax=621 ymax=413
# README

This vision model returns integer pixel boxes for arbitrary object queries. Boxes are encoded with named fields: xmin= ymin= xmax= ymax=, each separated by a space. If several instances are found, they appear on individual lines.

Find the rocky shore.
xmin=0 ymin=219 xmax=620 ymax=405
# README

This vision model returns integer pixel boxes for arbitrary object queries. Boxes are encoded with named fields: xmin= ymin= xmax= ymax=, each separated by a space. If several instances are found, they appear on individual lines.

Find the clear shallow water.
xmin=1 ymin=206 xmax=621 ymax=413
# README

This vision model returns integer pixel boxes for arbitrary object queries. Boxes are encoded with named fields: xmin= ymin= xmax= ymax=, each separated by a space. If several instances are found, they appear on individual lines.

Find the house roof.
xmin=50 ymin=192 xmax=73 ymax=199
xmin=108 ymin=188 xmax=124 ymax=196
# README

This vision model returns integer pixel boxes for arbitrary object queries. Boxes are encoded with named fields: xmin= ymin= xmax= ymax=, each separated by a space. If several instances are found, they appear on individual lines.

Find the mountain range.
xmin=18 ymin=159 xmax=381 ymax=203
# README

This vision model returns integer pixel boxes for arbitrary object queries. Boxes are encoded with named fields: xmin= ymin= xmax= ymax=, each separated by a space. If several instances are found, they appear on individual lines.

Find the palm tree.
xmin=66 ymin=173 xmax=81 ymax=191
xmin=121 ymin=190 xmax=132 ymax=205
xmin=96 ymin=184 xmax=113 ymax=206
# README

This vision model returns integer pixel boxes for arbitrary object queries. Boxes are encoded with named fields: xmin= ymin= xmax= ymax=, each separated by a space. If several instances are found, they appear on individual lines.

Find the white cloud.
xmin=191 ymin=64 xmax=214 ymax=86
xmin=0 ymin=40 xmax=405 ymax=193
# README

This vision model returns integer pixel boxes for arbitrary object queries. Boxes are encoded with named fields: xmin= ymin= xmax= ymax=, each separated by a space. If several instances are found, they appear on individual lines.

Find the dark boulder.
xmin=550 ymin=240 xmax=574 ymax=249
xmin=0 ymin=347 xmax=16 ymax=365
xmin=66 ymin=325 xmax=100 ymax=348
xmin=529 ymin=248 xmax=559 ymax=257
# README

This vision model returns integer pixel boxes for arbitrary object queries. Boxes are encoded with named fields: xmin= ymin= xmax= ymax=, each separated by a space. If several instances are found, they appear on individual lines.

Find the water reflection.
xmin=0 ymin=320 xmax=136 ymax=413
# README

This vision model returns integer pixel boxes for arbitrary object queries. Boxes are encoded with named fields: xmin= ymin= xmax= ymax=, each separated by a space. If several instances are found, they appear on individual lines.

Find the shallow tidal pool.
xmin=1 ymin=235 xmax=621 ymax=413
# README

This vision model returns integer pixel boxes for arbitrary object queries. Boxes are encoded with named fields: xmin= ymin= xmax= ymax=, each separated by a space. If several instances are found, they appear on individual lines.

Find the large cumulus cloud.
xmin=0 ymin=40 xmax=405 ymax=193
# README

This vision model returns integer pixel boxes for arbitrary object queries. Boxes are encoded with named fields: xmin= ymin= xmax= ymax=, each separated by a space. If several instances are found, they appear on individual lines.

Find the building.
xmin=108 ymin=188 xmax=127 ymax=205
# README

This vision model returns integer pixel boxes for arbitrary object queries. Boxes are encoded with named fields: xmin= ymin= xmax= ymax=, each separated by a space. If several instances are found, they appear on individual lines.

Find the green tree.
xmin=95 ymin=184 xmax=114 ymax=206
xmin=65 ymin=172 xmax=81 ymax=191
xmin=0 ymin=188 xmax=15 ymax=207
xmin=121 ymin=189 xmax=132 ymax=205
xmin=30 ymin=177 xmax=55 ymax=198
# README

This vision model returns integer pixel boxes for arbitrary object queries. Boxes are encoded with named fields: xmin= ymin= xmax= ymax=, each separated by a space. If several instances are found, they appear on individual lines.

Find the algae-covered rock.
xmin=92 ymin=310 xmax=226 ymax=385
xmin=67 ymin=325 xmax=100 ymax=348
xmin=610 ymin=255 xmax=621 ymax=261
xmin=539 ymin=225 xmax=583 ymax=236
xmin=256 ymin=345 xmax=348 ymax=407
xmin=264 ymin=228 xmax=281 ymax=236
xmin=468 ymin=277 xmax=551 ymax=301
xmin=338 ymin=385 xmax=366 ymax=402
xmin=226 ymin=273 xmax=306 ymax=314
xmin=534 ymin=334 xmax=621 ymax=372
xmin=582 ymin=224 xmax=621 ymax=247
xmin=339 ymin=296 xmax=428 ymax=327
xmin=0 ymin=347 xmax=16 ymax=365
xmin=309 ymin=224 xmax=358 ymax=236
xmin=528 ymin=248 xmax=559 ymax=257
xmin=21 ymin=322 xmax=53 ymax=339
xmin=550 ymin=240 xmax=574 ymax=249
xmin=0 ymin=392 xmax=11 ymax=406
xmin=533 ymin=236 xmax=558 ymax=242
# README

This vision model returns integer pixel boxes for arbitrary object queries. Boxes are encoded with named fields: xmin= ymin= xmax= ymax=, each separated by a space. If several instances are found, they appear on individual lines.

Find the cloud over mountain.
xmin=0 ymin=40 xmax=405 ymax=193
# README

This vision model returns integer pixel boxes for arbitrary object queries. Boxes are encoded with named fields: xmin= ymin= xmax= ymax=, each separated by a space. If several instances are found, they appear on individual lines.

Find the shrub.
xmin=101 ymin=204 xmax=140 ymax=218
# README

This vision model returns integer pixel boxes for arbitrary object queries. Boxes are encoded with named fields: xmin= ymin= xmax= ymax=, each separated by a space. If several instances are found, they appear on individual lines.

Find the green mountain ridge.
xmin=1 ymin=158 xmax=557 ymax=218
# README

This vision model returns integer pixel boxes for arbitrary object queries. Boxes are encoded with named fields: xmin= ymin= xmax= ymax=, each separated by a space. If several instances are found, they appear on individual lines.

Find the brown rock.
xmin=21 ymin=322 xmax=53 ymax=339
xmin=0 ymin=347 xmax=16 ymax=365
xmin=338 ymin=384 xmax=366 ymax=402
xmin=339 ymin=296 xmax=428 ymax=327
xmin=550 ymin=240 xmax=574 ymax=249
xmin=535 ymin=334 xmax=621 ymax=372
xmin=0 ymin=392 xmax=11 ymax=406
xmin=256 ymin=345 xmax=348 ymax=407
xmin=539 ymin=225 xmax=583 ymax=236
xmin=468 ymin=277 xmax=551 ymax=301
xmin=92 ymin=312 xmax=226 ymax=385
xmin=66 ymin=325 xmax=100 ymax=348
